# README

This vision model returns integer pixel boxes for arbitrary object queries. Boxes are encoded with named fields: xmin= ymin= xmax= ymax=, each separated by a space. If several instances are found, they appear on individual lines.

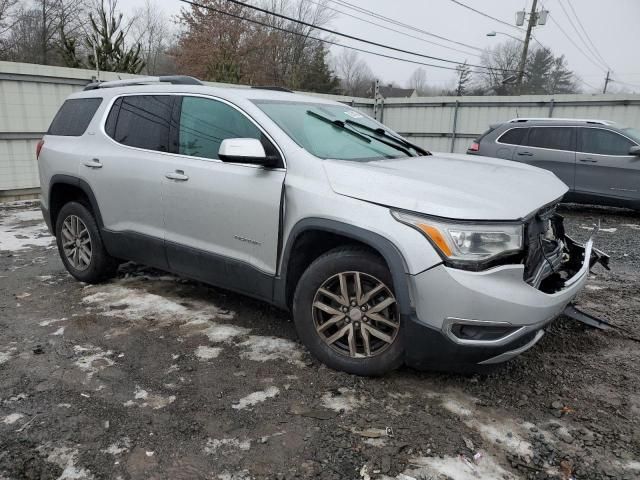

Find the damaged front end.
xmin=523 ymin=203 xmax=610 ymax=293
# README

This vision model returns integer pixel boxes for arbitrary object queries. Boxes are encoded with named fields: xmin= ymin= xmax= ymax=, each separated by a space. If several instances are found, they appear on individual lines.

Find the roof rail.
xmin=84 ymin=75 xmax=203 ymax=91
xmin=250 ymin=85 xmax=293 ymax=93
xmin=508 ymin=117 xmax=614 ymax=125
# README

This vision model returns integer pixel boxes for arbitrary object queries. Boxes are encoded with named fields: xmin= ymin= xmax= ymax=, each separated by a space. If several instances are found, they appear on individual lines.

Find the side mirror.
xmin=218 ymin=138 xmax=278 ymax=167
xmin=629 ymin=145 xmax=640 ymax=156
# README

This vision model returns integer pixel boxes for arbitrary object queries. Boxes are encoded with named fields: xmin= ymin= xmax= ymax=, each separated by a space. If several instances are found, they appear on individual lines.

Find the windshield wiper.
xmin=306 ymin=111 xmax=372 ymax=143
xmin=344 ymin=119 xmax=431 ymax=156
xmin=307 ymin=110 xmax=414 ymax=157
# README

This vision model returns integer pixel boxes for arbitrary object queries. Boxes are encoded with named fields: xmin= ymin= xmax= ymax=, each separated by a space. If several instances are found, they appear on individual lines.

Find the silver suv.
xmin=37 ymin=77 xmax=608 ymax=375
xmin=468 ymin=118 xmax=640 ymax=210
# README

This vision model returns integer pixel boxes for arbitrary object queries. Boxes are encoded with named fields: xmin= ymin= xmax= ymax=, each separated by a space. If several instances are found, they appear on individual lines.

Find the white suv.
xmin=37 ymin=76 xmax=608 ymax=375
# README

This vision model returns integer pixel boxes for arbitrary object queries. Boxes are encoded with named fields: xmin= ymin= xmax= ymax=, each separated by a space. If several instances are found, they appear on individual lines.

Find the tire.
xmin=55 ymin=201 xmax=118 ymax=283
xmin=293 ymin=247 xmax=404 ymax=376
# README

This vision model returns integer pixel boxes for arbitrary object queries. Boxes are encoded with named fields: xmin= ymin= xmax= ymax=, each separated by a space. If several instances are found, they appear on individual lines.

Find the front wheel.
xmin=55 ymin=201 xmax=118 ymax=283
xmin=293 ymin=247 xmax=404 ymax=376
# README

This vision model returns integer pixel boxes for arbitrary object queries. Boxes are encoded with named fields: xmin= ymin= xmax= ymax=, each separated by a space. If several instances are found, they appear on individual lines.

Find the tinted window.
xmin=48 ymin=98 xmax=102 ymax=136
xmin=498 ymin=128 xmax=527 ymax=145
xmin=525 ymin=127 xmax=574 ymax=151
xmin=178 ymin=96 xmax=262 ymax=160
xmin=580 ymin=128 xmax=635 ymax=155
xmin=108 ymin=95 xmax=173 ymax=152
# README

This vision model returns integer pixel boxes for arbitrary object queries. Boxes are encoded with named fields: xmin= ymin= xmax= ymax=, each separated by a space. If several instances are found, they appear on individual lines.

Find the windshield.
xmin=253 ymin=100 xmax=421 ymax=161
xmin=622 ymin=127 xmax=640 ymax=144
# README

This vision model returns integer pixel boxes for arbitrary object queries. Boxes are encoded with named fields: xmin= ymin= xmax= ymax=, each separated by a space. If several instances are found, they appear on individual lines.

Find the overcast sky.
xmin=123 ymin=0 xmax=640 ymax=93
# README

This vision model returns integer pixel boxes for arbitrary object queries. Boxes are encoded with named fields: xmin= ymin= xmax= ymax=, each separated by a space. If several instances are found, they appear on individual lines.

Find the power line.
xmin=557 ymin=0 xmax=609 ymax=71
xmin=448 ymin=0 xmax=525 ymax=32
xmin=179 ymin=0 xmax=518 ymax=73
xmin=548 ymin=15 xmax=606 ymax=73
xmin=328 ymin=0 xmax=484 ymax=53
xmin=564 ymin=0 xmax=612 ymax=71
xmin=302 ymin=0 xmax=482 ymax=58
xmin=176 ymin=0 xmax=487 ymax=74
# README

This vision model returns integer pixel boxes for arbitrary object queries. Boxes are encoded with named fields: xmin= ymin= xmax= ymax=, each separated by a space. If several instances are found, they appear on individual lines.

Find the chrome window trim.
xmin=98 ymin=92 xmax=287 ymax=171
xmin=576 ymin=126 xmax=640 ymax=157
xmin=495 ymin=126 xmax=529 ymax=146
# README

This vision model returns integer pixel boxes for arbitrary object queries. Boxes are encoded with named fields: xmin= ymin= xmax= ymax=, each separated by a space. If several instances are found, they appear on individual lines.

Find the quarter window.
xmin=497 ymin=128 xmax=527 ymax=145
xmin=48 ymin=98 xmax=102 ymax=136
xmin=525 ymin=127 xmax=574 ymax=151
xmin=106 ymin=95 xmax=173 ymax=152
xmin=580 ymin=128 xmax=635 ymax=156
xmin=178 ymin=96 xmax=263 ymax=160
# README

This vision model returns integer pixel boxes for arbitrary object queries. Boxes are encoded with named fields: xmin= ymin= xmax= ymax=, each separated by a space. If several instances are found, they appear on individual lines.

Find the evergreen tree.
xmin=300 ymin=44 xmax=340 ymax=94
xmin=61 ymin=1 xmax=144 ymax=73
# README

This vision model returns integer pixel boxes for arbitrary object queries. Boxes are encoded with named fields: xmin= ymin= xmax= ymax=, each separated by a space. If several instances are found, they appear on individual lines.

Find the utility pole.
xmin=603 ymin=71 xmax=610 ymax=94
xmin=515 ymin=0 xmax=538 ymax=88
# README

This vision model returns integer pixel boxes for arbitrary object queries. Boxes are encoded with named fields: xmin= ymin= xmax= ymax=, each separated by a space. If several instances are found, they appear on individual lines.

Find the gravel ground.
xmin=0 ymin=201 xmax=638 ymax=480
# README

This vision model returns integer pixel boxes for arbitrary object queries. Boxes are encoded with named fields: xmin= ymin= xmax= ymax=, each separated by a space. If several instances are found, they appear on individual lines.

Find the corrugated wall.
xmin=1 ymin=60 xmax=639 ymax=194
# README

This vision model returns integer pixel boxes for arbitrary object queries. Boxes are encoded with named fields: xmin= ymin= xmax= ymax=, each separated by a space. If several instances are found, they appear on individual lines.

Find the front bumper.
xmin=404 ymin=238 xmax=604 ymax=369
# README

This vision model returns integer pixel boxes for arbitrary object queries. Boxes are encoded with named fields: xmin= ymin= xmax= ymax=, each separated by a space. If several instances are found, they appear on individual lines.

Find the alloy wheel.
xmin=61 ymin=215 xmax=92 ymax=271
xmin=312 ymin=271 xmax=400 ymax=358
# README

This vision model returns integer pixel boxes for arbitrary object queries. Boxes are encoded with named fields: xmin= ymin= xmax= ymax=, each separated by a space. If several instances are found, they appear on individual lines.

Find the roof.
xmin=71 ymin=82 xmax=341 ymax=106
xmin=378 ymin=86 xmax=416 ymax=98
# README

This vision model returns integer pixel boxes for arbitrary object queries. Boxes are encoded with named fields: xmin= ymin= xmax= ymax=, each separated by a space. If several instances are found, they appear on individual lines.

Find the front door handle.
xmin=165 ymin=170 xmax=189 ymax=181
xmin=517 ymin=151 xmax=533 ymax=156
xmin=579 ymin=158 xmax=598 ymax=163
xmin=83 ymin=158 xmax=103 ymax=169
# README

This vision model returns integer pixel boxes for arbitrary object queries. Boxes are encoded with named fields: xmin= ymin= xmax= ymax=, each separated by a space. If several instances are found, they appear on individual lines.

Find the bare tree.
xmin=407 ymin=68 xmax=428 ymax=95
xmin=334 ymin=49 xmax=374 ymax=97
xmin=131 ymin=0 xmax=170 ymax=75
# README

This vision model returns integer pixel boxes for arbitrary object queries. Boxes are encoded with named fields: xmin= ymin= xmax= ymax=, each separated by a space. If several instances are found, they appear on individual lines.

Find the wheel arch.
xmin=275 ymin=218 xmax=413 ymax=315
xmin=48 ymin=175 xmax=104 ymax=232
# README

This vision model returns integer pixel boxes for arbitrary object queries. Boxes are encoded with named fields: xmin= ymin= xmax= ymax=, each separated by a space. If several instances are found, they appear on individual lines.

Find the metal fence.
xmin=1 ymin=60 xmax=639 ymax=198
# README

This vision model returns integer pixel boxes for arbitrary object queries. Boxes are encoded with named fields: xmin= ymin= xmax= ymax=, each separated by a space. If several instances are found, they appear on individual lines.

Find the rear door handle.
xmin=579 ymin=158 xmax=598 ymax=163
xmin=165 ymin=170 xmax=189 ymax=181
xmin=517 ymin=151 xmax=533 ymax=156
xmin=83 ymin=158 xmax=103 ymax=169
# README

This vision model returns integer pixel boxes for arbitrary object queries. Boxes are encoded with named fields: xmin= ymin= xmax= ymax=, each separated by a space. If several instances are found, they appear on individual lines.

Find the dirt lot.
xmin=0 ymin=201 xmax=638 ymax=480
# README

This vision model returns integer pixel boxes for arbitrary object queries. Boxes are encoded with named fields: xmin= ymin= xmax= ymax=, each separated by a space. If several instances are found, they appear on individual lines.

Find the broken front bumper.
xmin=403 ymin=236 xmax=609 ymax=370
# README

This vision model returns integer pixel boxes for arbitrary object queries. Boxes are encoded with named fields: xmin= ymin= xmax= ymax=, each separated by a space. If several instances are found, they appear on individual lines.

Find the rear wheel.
xmin=293 ymin=247 xmax=404 ymax=376
xmin=55 ymin=202 xmax=118 ymax=283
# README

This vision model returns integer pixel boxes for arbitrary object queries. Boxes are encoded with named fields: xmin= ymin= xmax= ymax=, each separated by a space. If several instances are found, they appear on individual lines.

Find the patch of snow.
xmin=57 ymin=403 xmax=72 ymax=408
xmin=623 ymin=460 xmax=640 ymax=471
xmin=441 ymin=399 xmax=473 ymax=418
xmin=232 ymin=386 xmax=280 ymax=410
xmin=40 ymin=446 xmax=94 ymax=480
xmin=363 ymin=438 xmax=388 ymax=447
xmin=580 ymin=226 xmax=616 ymax=233
xmin=2 ymin=413 xmax=25 ymax=424
xmin=400 ymin=454 xmax=517 ymax=480
xmin=195 ymin=346 xmax=223 ymax=361
xmin=238 ymin=336 xmax=305 ymax=367
xmin=182 ymin=320 xmax=250 ymax=343
xmin=73 ymin=345 xmax=114 ymax=378
xmin=102 ymin=437 xmax=131 ymax=456
xmin=82 ymin=284 xmax=234 ymax=328
xmin=621 ymin=223 xmax=640 ymax=230
xmin=124 ymin=386 xmax=175 ymax=410
xmin=204 ymin=437 xmax=252 ymax=454
xmin=39 ymin=318 xmax=68 ymax=327
xmin=0 ymin=351 xmax=11 ymax=365
xmin=0 ymin=208 xmax=53 ymax=252
xmin=321 ymin=388 xmax=364 ymax=413
xmin=4 ymin=393 xmax=27 ymax=403
xmin=51 ymin=327 xmax=65 ymax=336
xmin=586 ymin=285 xmax=604 ymax=291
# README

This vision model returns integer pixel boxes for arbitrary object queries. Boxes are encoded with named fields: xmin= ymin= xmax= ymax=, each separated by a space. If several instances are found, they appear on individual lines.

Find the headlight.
xmin=391 ymin=211 xmax=523 ymax=264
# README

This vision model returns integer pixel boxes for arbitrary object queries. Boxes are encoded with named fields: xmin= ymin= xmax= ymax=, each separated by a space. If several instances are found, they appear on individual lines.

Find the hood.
xmin=323 ymin=152 xmax=568 ymax=220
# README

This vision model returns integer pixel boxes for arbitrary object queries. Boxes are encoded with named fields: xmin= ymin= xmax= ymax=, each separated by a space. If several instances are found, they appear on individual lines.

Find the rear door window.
xmin=579 ymin=128 xmax=635 ymax=155
xmin=48 ymin=98 xmax=102 ymax=136
xmin=497 ymin=128 xmax=527 ymax=145
xmin=525 ymin=127 xmax=574 ymax=151
xmin=106 ymin=95 xmax=174 ymax=152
